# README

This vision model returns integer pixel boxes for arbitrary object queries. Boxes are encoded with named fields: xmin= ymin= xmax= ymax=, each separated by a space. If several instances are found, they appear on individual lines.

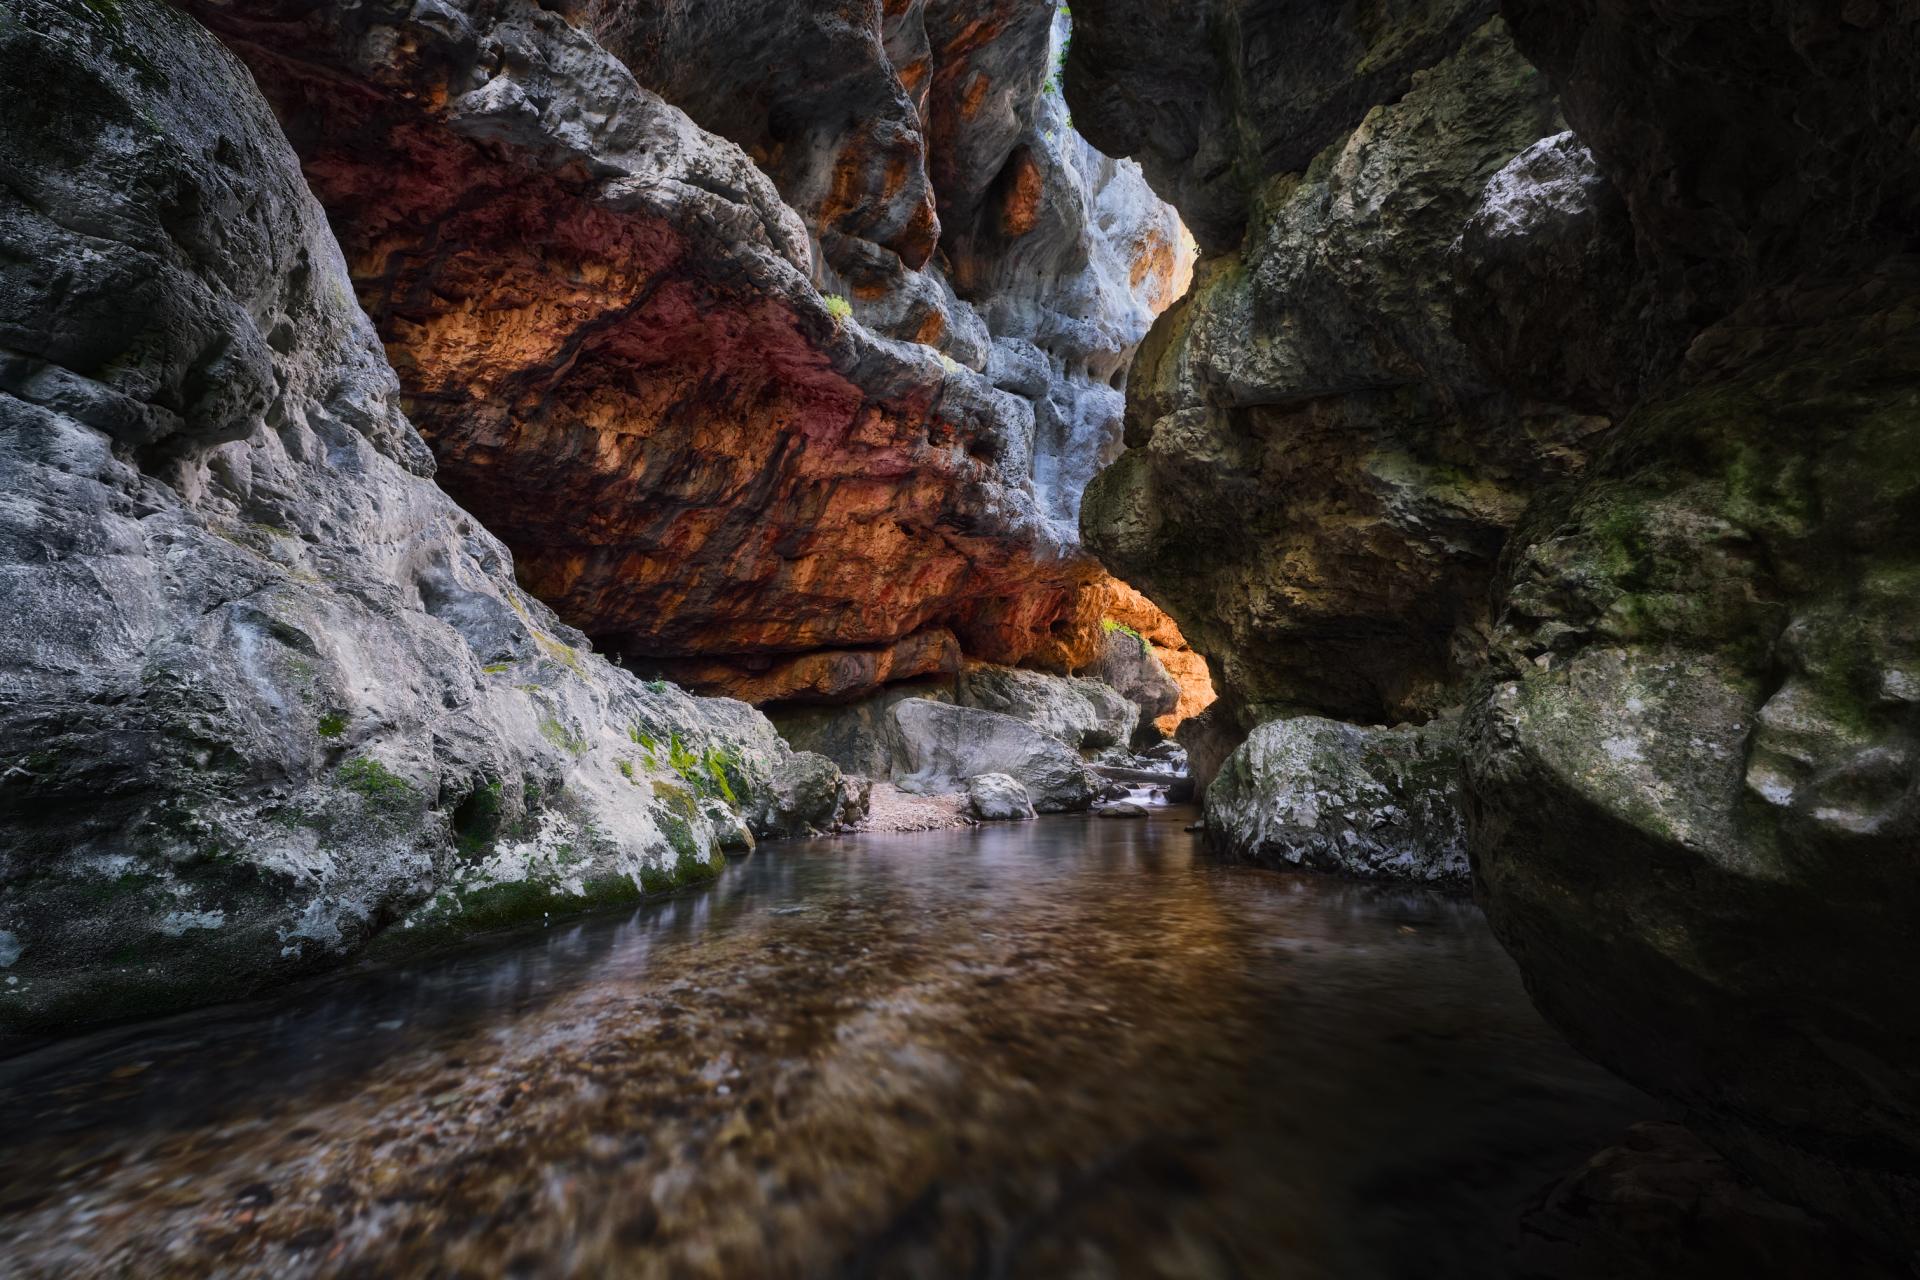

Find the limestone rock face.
xmin=1454 ymin=4 xmax=1920 ymax=1253
xmin=1064 ymin=0 xmax=1496 ymax=252
xmin=773 ymin=661 xmax=1143 ymax=780
xmin=1206 ymin=718 xmax=1468 ymax=885
xmin=965 ymin=773 xmax=1035 ymax=823
xmin=186 ymin=0 xmax=1195 ymax=705
xmin=1074 ymin=0 xmax=1920 ymax=1247
xmin=0 ymin=0 xmax=851 ymax=1039
xmin=1465 ymin=266 xmax=1920 ymax=1257
xmin=1082 ymin=20 xmax=1598 ymax=724
xmin=954 ymin=662 xmax=1138 ymax=751
xmin=1093 ymin=628 xmax=1181 ymax=739
xmin=890 ymin=700 xmax=1098 ymax=813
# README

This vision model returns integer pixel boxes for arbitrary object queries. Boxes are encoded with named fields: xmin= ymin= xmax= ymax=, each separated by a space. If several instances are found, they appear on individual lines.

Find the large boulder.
xmin=1093 ymin=625 xmax=1181 ymax=736
xmin=1455 ymin=2 xmax=1920 ymax=1254
xmin=1464 ymin=277 xmax=1920 ymax=1255
xmin=768 ymin=681 xmax=956 ymax=780
xmin=955 ymin=662 xmax=1138 ymax=750
xmin=0 ymin=0 xmax=849 ymax=1041
xmin=965 ymin=773 xmax=1036 ymax=823
xmin=890 ymin=700 xmax=1098 ymax=813
xmin=1206 ymin=718 xmax=1468 ymax=885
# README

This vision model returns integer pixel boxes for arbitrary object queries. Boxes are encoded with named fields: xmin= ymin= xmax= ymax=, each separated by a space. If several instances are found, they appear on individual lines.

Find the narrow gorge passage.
xmin=3 ymin=0 xmax=1917 ymax=1276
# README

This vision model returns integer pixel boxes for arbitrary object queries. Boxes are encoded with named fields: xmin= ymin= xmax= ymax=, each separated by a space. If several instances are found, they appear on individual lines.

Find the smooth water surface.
xmin=0 ymin=809 xmax=1650 ymax=1278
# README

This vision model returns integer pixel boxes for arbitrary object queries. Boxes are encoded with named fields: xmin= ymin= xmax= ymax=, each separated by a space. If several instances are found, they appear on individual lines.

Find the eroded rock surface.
xmin=1064 ymin=0 xmax=1497 ymax=253
xmin=892 ymin=700 xmax=1098 ymax=813
xmin=0 ymin=0 xmax=850 ymax=1039
xmin=955 ymin=661 xmax=1138 ymax=751
xmin=1082 ymin=19 xmax=1600 ymax=725
xmin=1453 ymin=5 xmax=1920 ymax=1256
xmin=1073 ymin=0 xmax=1920 ymax=1254
xmin=186 ymin=0 xmax=1195 ymax=706
xmin=1206 ymin=718 xmax=1468 ymax=885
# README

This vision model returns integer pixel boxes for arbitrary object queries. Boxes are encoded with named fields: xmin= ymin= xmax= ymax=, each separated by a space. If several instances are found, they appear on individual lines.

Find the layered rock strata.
xmin=0 ymin=0 xmax=852 ymax=1039
xmin=187 ymin=0 xmax=1197 ymax=707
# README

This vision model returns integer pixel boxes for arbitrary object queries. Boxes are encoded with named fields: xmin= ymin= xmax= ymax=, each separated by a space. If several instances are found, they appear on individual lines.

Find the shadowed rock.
xmin=1206 ymin=717 xmax=1468 ymax=885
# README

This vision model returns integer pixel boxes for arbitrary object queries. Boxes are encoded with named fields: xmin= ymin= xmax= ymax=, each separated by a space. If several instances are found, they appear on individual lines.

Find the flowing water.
xmin=0 ymin=809 xmax=1650 ymax=1279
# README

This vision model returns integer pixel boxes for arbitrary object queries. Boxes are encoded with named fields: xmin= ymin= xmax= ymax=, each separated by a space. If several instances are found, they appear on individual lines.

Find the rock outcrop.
xmin=1205 ymin=718 xmax=1468 ymax=885
xmin=955 ymin=661 xmax=1138 ymax=751
xmin=1092 ymin=624 xmax=1180 ymax=742
xmin=891 ymin=700 xmax=1098 ymax=813
xmin=1073 ymin=0 xmax=1920 ymax=1256
xmin=0 ymin=0 xmax=851 ymax=1039
xmin=1461 ymin=3 xmax=1920 ymax=1252
xmin=1081 ymin=19 xmax=1599 ymax=726
xmin=184 ymin=0 xmax=1197 ymax=708
xmin=1064 ymin=0 xmax=1498 ymax=254
xmin=965 ymin=772 xmax=1035 ymax=823
xmin=773 ymin=660 xmax=1141 ymax=805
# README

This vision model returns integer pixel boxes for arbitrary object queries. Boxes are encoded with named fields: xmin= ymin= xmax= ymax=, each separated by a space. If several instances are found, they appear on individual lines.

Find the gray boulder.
xmin=768 ymin=681 xmax=954 ymax=779
xmin=890 ymin=701 xmax=1098 ymax=813
xmin=956 ymin=663 xmax=1138 ymax=751
xmin=1093 ymin=627 xmax=1181 ymax=736
xmin=965 ymin=774 xmax=1035 ymax=823
xmin=1205 ymin=717 xmax=1468 ymax=884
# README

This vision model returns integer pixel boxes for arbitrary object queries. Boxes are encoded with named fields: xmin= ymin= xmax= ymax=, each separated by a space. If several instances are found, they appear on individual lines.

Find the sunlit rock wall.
xmin=190 ymin=0 xmax=1198 ymax=709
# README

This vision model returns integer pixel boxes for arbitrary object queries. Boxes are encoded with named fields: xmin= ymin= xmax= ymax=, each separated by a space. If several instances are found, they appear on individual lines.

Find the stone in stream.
xmin=1095 ymin=802 xmax=1150 ymax=819
xmin=1205 ymin=716 xmax=1468 ymax=885
xmin=964 ymin=774 xmax=1036 ymax=823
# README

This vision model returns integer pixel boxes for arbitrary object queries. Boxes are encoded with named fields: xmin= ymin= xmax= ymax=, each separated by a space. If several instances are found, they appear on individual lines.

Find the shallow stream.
xmin=0 ymin=809 xmax=1649 ymax=1278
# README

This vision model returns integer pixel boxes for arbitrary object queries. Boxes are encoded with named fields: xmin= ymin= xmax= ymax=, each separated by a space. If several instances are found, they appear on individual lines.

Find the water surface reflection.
xmin=0 ymin=809 xmax=1649 ymax=1278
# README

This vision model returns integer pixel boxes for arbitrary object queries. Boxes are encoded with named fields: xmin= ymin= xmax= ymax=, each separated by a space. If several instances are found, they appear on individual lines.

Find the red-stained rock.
xmin=183 ymin=0 xmax=1139 ymax=702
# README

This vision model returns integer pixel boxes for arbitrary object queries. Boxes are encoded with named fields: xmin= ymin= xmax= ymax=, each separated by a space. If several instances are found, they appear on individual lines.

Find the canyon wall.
xmin=0 ymin=0 xmax=858 ymax=1039
xmin=185 ymin=0 xmax=1205 ymax=713
xmin=1073 ymin=0 xmax=1920 ymax=1256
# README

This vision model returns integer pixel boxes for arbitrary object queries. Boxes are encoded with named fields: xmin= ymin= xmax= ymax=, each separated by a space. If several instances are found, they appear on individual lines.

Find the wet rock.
xmin=1464 ymin=275 xmax=1920 ymax=1255
xmin=965 ymin=774 xmax=1035 ymax=823
xmin=1206 ymin=718 xmax=1468 ymax=885
xmin=890 ymin=701 xmax=1098 ymax=813
xmin=1451 ymin=4 xmax=1920 ymax=1254
xmin=0 ymin=0 xmax=848 ymax=1039
xmin=1094 ymin=802 xmax=1148 ymax=819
